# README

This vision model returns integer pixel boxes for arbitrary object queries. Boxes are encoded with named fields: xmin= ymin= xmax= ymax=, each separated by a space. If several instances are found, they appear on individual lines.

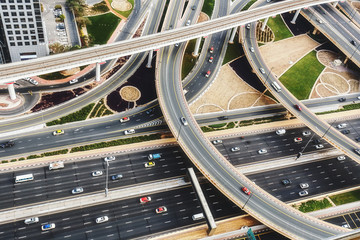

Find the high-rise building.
xmin=0 ymin=0 xmax=48 ymax=63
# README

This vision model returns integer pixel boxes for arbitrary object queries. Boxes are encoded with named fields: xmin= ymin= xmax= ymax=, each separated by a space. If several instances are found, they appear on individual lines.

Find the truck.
xmin=49 ymin=162 xmax=64 ymax=170
xmin=148 ymin=153 xmax=161 ymax=160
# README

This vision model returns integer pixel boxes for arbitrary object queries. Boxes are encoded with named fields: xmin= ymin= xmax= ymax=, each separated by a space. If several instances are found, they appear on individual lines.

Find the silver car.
xmin=71 ymin=187 xmax=83 ymax=194
xmin=299 ymin=190 xmax=308 ymax=197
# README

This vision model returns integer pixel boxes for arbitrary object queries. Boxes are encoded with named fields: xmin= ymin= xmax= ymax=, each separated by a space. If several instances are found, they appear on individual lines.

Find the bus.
xmin=271 ymin=82 xmax=282 ymax=92
xmin=15 ymin=174 xmax=34 ymax=183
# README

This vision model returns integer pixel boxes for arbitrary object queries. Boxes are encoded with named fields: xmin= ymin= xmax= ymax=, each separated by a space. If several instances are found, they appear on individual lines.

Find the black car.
xmin=338 ymin=97 xmax=346 ymax=102
xmin=356 ymin=137 xmax=360 ymax=142
xmin=281 ymin=179 xmax=292 ymax=186
xmin=111 ymin=174 xmax=123 ymax=181
xmin=313 ymin=139 xmax=321 ymax=144
xmin=341 ymin=129 xmax=350 ymax=134
xmin=350 ymin=40 xmax=357 ymax=46
xmin=218 ymin=116 xmax=228 ymax=120
xmin=0 ymin=141 xmax=15 ymax=148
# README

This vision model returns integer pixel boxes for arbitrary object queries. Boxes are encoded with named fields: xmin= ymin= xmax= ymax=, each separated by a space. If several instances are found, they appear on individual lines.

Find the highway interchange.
xmin=1 ymin=0 xmax=360 ymax=239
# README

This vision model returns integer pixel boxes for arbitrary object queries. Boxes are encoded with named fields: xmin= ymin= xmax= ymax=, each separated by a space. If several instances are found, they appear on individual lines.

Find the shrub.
xmin=46 ymin=103 xmax=95 ymax=126
xmin=55 ymin=4 xmax=62 ymax=9
xmin=2 ymin=160 xmax=8 ymax=163
xmin=93 ymin=2 xmax=109 ymax=12
xmin=19 ymin=158 xmax=26 ymax=161
xmin=10 ymin=159 xmax=17 ymax=162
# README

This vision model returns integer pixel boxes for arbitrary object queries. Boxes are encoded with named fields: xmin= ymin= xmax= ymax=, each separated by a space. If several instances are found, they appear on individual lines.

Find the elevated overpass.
xmin=0 ymin=0 xmax=339 ymax=83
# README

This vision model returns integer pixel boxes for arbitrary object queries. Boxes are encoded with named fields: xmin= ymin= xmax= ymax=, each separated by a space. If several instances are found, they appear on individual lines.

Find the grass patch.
xmin=70 ymin=134 xmax=162 ymax=152
xmin=182 ymin=39 xmax=199 ymax=79
xmin=267 ymin=15 xmax=293 ymax=41
xmin=39 ymin=71 xmax=68 ymax=80
xmin=202 ymin=0 xmax=215 ymax=18
xmin=47 ymin=104 xmax=95 ymax=126
xmin=223 ymin=33 xmax=243 ymax=65
xmin=330 ymin=189 xmax=360 ymax=205
xmin=279 ymin=51 xmax=324 ymax=100
xmin=86 ymin=13 xmax=120 ymax=45
xmin=317 ymin=103 xmax=360 ymax=115
xmin=242 ymin=0 xmax=256 ymax=11
xmin=296 ymin=199 xmax=332 ymax=213
xmin=209 ymin=123 xmax=227 ymax=128
xmin=108 ymin=0 xmax=134 ymax=18
xmin=27 ymin=149 xmax=69 ymax=160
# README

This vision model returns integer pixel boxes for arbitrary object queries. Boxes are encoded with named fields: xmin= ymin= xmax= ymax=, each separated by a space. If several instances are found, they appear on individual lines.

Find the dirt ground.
xmin=111 ymin=0 xmax=132 ymax=11
xmin=189 ymin=65 xmax=276 ymax=114
xmin=119 ymin=86 xmax=141 ymax=101
xmin=258 ymin=34 xmax=320 ymax=77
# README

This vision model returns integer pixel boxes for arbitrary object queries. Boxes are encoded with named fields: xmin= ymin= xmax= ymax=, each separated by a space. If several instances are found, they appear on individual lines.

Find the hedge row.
xmin=47 ymin=104 xmax=95 ymax=126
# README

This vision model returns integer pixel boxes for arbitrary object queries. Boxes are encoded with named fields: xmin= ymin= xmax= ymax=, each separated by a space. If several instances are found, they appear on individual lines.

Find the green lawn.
xmin=86 ymin=13 xmax=120 ymax=45
xmin=182 ymin=39 xmax=200 ymax=79
xmin=279 ymin=51 xmax=324 ymax=100
xmin=203 ymin=0 xmax=215 ymax=18
xmin=267 ymin=15 xmax=293 ymax=41
xmin=296 ymin=199 xmax=332 ymax=213
xmin=330 ymin=190 xmax=360 ymax=205
xmin=223 ymin=33 xmax=243 ymax=65
xmin=108 ymin=0 xmax=134 ymax=18
xmin=242 ymin=0 xmax=256 ymax=11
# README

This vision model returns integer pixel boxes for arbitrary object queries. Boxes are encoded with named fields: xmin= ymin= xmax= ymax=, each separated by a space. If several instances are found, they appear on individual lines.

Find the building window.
xmin=18 ymin=5 xmax=23 ymax=10
xmin=9 ymin=0 xmax=14 ymax=3
xmin=10 ymin=42 xmax=15 ymax=46
xmin=32 ymin=41 xmax=37 ymax=45
xmin=16 ymin=36 xmax=21 ymax=40
xmin=20 ymin=18 xmax=26 ymax=22
xmin=11 ymin=12 xmax=17 ymax=16
xmin=24 ymin=36 xmax=29 ymax=40
xmin=25 ymin=0 xmax=30 ymax=2
xmin=15 ymin=30 xmax=20 ymax=34
xmin=14 ymin=24 xmax=19 ymax=29
xmin=23 ymin=30 xmax=28 ymax=34
xmin=10 ymin=5 xmax=15 ymax=10
xmin=29 ymin=24 xmax=34 ymax=29
xmin=27 ymin=12 xmax=32 ymax=16
xmin=18 ymin=42 xmax=23 ymax=46
xmin=35 ymin=16 xmax=41 ymax=22
xmin=28 ymin=18 xmax=33 ymax=22
xmin=26 ymin=5 xmax=31 ymax=10
xmin=31 ymin=35 xmax=36 ymax=39
xmin=25 ymin=42 xmax=30 ymax=45
xmin=13 ymin=18 xmax=18 ymax=22
xmin=9 ymin=37 xmax=14 ymax=41
xmin=3 ymin=12 xmax=9 ymax=16
xmin=19 ymin=12 xmax=25 ymax=16
xmin=17 ymin=0 xmax=23 ymax=2
xmin=1 ymin=5 xmax=7 ymax=10
xmin=21 ymin=24 xmax=26 ymax=28
xmin=7 ymin=31 xmax=13 ymax=35
xmin=0 ymin=0 xmax=6 ymax=3
xmin=6 ymin=25 xmax=11 ymax=29
xmin=4 ymin=18 xmax=10 ymax=23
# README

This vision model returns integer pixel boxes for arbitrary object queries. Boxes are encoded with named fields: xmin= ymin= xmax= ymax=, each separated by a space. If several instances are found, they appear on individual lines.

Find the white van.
xmin=192 ymin=213 xmax=204 ymax=221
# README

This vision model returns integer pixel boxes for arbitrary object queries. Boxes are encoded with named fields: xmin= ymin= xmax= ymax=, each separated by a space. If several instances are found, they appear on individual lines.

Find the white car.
xmin=337 ymin=123 xmax=347 ymax=129
xmin=120 ymin=117 xmax=130 ymax=123
xmin=92 ymin=170 xmax=103 ymax=177
xmin=302 ymin=131 xmax=311 ymax=136
xmin=342 ymin=224 xmax=350 ymax=229
xmin=186 ymin=20 xmax=191 ymax=26
xmin=250 ymin=47 xmax=254 ymax=52
xmin=29 ymin=78 xmax=38 ymax=85
xmin=231 ymin=147 xmax=240 ymax=152
xmin=315 ymin=144 xmax=324 ymax=149
xmin=41 ymin=223 xmax=55 ymax=231
xmin=212 ymin=139 xmax=223 ymax=145
xmin=246 ymin=24 xmax=250 ymax=29
xmin=276 ymin=129 xmax=286 ymax=135
xmin=24 ymin=217 xmax=39 ymax=225
xmin=337 ymin=156 xmax=346 ymax=161
xmin=258 ymin=149 xmax=267 ymax=154
xmin=299 ymin=183 xmax=309 ymax=189
xmin=69 ymin=78 xmax=78 ymax=84
xmin=124 ymin=129 xmax=135 ymax=135
xmin=104 ymin=156 xmax=115 ymax=161
xmin=71 ymin=187 xmax=83 ymax=194
xmin=259 ymin=68 xmax=265 ymax=74
xmin=95 ymin=216 xmax=109 ymax=224
xmin=180 ymin=117 xmax=188 ymax=126
xmin=299 ymin=190 xmax=308 ymax=197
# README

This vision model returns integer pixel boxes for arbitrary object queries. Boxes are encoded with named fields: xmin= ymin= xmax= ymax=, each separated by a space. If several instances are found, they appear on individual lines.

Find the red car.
xmin=156 ymin=206 xmax=167 ymax=214
xmin=241 ymin=187 xmax=251 ymax=195
xmin=294 ymin=137 xmax=303 ymax=143
xmin=205 ymin=70 xmax=211 ymax=78
xmin=120 ymin=117 xmax=130 ymax=123
xmin=140 ymin=196 xmax=151 ymax=204
xmin=209 ymin=46 xmax=214 ymax=53
xmin=295 ymin=104 xmax=302 ymax=111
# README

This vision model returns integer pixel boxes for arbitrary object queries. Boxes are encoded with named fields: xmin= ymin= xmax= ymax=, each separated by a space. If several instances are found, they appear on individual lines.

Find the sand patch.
xmin=111 ymin=0 xmax=132 ymax=11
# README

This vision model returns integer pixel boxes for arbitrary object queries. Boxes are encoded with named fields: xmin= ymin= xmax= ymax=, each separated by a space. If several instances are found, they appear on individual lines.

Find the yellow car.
xmin=53 ymin=129 xmax=64 ymax=136
xmin=144 ymin=161 xmax=155 ymax=168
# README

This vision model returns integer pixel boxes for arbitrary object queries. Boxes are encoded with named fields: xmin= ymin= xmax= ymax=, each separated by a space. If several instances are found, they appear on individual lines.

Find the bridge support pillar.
xmin=7 ymin=82 xmax=16 ymax=100
xmin=96 ymin=62 xmax=101 ymax=82
xmin=333 ymin=1 xmax=338 ymax=7
xmin=261 ymin=17 xmax=269 ymax=31
xmin=187 ymin=167 xmax=217 ymax=235
xmin=229 ymin=26 xmax=238 ymax=44
xmin=146 ymin=50 xmax=153 ymax=68
xmin=291 ymin=9 xmax=301 ymax=24
xmin=193 ymin=37 xmax=201 ymax=57
xmin=344 ymin=57 xmax=349 ymax=64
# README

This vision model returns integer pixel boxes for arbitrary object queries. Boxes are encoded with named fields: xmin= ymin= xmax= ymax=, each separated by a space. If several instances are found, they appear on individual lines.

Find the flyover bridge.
xmin=0 ymin=0 xmax=340 ymax=83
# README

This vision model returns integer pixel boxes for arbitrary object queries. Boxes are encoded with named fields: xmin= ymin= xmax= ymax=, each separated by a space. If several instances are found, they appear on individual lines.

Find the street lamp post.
xmin=242 ymin=193 xmax=252 ymax=210
xmin=105 ymin=160 xmax=109 ymax=197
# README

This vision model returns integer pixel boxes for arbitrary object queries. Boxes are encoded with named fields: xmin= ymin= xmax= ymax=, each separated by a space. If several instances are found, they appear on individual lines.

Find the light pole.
xmin=105 ymin=160 xmax=109 ymax=197
xmin=242 ymin=193 xmax=252 ymax=210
